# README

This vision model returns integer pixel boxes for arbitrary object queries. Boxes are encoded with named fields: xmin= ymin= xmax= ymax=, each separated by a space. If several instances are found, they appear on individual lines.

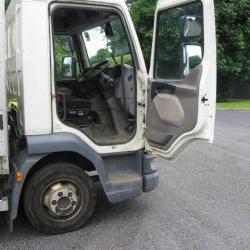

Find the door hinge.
xmin=0 ymin=114 xmax=3 ymax=130
xmin=138 ymin=102 xmax=145 ymax=107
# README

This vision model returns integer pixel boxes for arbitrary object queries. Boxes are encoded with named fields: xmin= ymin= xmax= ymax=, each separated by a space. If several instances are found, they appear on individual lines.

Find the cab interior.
xmin=51 ymin=6 xmax=137 ymax=145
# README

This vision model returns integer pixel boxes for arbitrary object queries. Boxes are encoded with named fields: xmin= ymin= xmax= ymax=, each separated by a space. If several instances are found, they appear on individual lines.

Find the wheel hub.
xmin=43 ymin=183 xmax=79 ymax=217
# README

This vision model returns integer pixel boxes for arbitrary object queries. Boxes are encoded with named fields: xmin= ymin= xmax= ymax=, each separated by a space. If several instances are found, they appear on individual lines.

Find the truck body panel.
xmin=6 ymin=0 xmax=52 ymax=135
xmin=0 ymin=0 xmax=9 ymax=175
xmin=0 ymin=0 xmax=9 ymax=212
xmin=1 ymin=0 xmax=216 ymax=233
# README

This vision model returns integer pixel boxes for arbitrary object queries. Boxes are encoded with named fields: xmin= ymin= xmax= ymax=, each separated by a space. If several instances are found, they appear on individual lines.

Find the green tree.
xmin=90 ymin=49 xmax=111 ymax=66
xmin=215 ymin=0 xmax=250 ymax=100
xmin=108 ymin=19 xmax=130 ymax=58
xmin=5 ymin=0 xmax=11 ymax=10
xmin=130 ymin=0 xmax=156 ymax=68
xmin=130 ymin=0 xmax=250 ymax=100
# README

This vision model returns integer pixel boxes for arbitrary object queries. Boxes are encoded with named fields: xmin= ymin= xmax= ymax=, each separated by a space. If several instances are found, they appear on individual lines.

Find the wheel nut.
xmin=68 ymin=192 xmax=73 ymax=197
xmin=52 ymin=200 xmax=57 ymax=205
xmin=71 ymin=201 xmax=76 ymax=206
xmin=58 ymin=192 xmax=63 ymax=197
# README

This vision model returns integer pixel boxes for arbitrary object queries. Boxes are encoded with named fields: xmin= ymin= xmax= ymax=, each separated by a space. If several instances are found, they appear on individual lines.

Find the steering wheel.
xmin=78 ymin=60 xmax=110 ymax=82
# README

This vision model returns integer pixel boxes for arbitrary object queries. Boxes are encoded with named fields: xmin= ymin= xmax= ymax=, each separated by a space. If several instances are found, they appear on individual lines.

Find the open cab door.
xmin=146 ymin=0 xmax=217 ymax=160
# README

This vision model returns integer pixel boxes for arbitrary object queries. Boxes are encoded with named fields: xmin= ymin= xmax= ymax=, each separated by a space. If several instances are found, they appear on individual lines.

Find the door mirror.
xmin=62 ymin=56 xmax=76 ymax=79
xmin=182 ymin=44 xmax=202 ymax=76
xmin=181 ymin=16 xmax=202 ymax=37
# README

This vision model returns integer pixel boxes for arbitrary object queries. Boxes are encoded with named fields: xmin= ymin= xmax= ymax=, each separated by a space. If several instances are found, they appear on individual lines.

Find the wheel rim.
xmin=42 ymin=180 xmax=83 ymax=222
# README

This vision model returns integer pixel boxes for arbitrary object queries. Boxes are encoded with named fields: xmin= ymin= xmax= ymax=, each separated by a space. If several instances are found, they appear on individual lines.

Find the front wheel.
xmin=23 ymin=163 xmax=96 ymax=234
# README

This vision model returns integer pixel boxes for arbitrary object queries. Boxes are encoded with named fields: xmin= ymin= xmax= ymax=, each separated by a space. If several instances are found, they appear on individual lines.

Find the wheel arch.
xmin=10 ymin=133 xmax=109 ymax=220
xmin=22 ymin=151 xmax=97 ymax=197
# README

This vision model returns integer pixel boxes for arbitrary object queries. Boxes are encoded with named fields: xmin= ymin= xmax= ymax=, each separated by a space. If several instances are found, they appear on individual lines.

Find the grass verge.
xmin=217 ymin=100 xmax=250 ymax=109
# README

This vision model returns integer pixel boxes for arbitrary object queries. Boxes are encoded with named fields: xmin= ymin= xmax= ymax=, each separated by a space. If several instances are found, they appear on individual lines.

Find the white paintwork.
xmin=0 ymin=0 xmax=9 ymax=175
xmin=147 ymin=0 xmax=217 ymax=159
xmin=4 ymin=0 xmax=216 ymax=157
xmin=6 ymin=0 xmax=52 ymax=136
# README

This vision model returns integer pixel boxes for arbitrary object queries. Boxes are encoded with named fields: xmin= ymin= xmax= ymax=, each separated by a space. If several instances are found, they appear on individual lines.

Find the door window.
xmin=54 ymin=35 xmax=79 ymax=80
xmin=154 ymin=1 xmax=203 ymax=80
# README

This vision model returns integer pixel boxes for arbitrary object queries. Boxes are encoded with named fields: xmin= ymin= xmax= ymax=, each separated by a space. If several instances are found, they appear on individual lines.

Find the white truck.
xmin=0 ymin=0 xmax=216 ymax=234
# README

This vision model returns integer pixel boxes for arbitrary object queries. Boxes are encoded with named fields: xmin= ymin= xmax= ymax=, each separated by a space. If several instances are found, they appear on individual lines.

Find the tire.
xmin=23 ymin=162 xmax=96 ymax=234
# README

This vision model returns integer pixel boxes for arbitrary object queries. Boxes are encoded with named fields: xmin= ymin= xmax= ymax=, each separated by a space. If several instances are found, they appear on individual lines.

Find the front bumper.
xmin=142 ymin=154 xmax=159 ymax=193
xmin=143 ymin=171 xmax=159 ymax=192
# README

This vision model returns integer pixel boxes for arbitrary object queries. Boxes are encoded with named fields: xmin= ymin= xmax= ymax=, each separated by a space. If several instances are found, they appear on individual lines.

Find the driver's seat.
xmin=56 ymin=87 xmax=92 ymax=121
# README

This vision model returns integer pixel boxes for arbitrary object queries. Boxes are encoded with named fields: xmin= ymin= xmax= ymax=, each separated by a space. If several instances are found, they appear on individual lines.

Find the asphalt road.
xmin=0 ymin=110 xmax=249 ymax=250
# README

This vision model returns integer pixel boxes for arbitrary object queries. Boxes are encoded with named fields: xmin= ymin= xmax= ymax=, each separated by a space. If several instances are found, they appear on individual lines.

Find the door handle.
xmin=201 ymin=96 xmax=209 ymax=103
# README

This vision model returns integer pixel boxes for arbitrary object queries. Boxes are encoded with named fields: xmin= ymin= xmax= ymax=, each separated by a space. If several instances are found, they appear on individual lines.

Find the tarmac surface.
xmin=0 ymin=110 xmax=249 ymax=250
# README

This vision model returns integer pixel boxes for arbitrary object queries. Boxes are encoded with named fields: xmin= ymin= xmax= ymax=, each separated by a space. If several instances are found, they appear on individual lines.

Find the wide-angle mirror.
xmin=181 ymin=16 xmax=202 ymax=37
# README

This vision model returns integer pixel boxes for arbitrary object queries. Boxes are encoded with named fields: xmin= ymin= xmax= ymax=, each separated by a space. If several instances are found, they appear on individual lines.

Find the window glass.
xmin=154 ymin=1 xmax=203 ymax=79
xmin=54 ymin=35 xmax=79 ymax=80
xmin=82 ymin=18 xmax=133 ymax=67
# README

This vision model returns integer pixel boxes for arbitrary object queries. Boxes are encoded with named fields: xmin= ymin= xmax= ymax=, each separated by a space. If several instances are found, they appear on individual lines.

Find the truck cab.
xmin=0 ymin=0 xmax=216 ymax=234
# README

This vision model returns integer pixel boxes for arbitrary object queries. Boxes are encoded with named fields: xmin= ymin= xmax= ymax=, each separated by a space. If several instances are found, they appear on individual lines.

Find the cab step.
xmin=106 ymin=172 xmax=143 ymax=203
xmin=108 ymin=172 xmax=142 ymax=188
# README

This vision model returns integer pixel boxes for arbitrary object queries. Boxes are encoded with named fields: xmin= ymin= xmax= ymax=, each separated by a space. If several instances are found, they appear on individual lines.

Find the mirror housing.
xmin=104 ymin=23 xmax=120 ymax=42
xmin=62 ymin=56 xmax=76 ymax=79
xmin=104 ymin=22 xmax=114 ymax=38
xmin=181 ymin=16 xmax=202 ymax=38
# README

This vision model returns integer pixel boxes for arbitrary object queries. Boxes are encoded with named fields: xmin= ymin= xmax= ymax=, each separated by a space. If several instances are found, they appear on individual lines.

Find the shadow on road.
xmin=0 ymin=187 xmax=144 ymax=238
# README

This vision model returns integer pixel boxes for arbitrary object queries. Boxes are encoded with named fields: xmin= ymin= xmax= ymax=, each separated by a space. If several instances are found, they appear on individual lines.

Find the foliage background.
xmin=5 ymin=0 xmax=250 ymax=100
xmin=5 ymin=0 xmax=10 ymax=10
xmin=128 ymin=0 xmax=250 ymax=100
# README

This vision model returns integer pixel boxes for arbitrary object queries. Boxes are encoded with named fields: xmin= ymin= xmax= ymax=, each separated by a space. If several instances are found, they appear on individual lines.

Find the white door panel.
xmin=146 ymin=0 xmax=216 ymax=160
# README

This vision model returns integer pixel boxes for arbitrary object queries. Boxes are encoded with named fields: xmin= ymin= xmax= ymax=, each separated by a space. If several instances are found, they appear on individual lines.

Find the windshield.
xmin=82 ymin=18 xmax=132 ymax=66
